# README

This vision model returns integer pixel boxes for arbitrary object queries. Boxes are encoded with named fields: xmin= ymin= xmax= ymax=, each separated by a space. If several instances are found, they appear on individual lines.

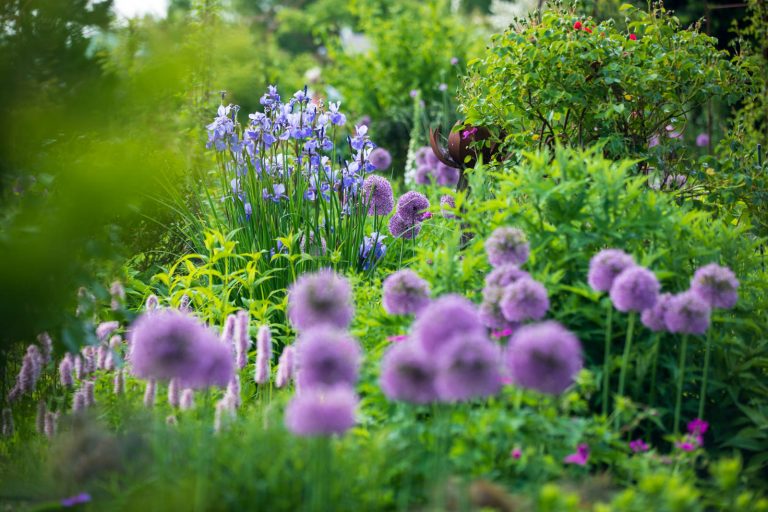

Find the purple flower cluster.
xmin=480 ymin=263 xmax=537 ymax=331
xmin=285 ymin=386 xmax=359 ymax=436
xmin=413 ymin=146 xmax=460 ymax=186
xmin=295 ymin=327 xmax=361 ymax=389
xmin=588 ymin=249 xmax=635 ymax=292
xmin=485 ymin=227 xmax=529 ymax=267
xmin=362 ymin=175 xmax=395 ymax=216
xmin=129 ymin=309 xmax=234 ymax=389
xmin=609 ymin=266 xmax=660 ymax=312
xmin=276 ymin=345 xmax=296 ymax=388
xmin=253 ymin=325 xmax=272 ymax=384
xmin=389 ymin=191 xmax=430 ymax=240
xmin=691 ymin=263 xmax=739 ymax=309
xmin=676 ymin=418 xmax=709 ymax=452
xmin=381 ymin=269 xmax=431 ymax=316
xmin=369 ymin=147 xmax=392 ymax=170
xmin=287 ymin=269 xmax=355 ymax=332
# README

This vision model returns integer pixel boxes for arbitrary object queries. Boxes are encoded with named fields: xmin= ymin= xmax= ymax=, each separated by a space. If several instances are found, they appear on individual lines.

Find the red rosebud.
xmin=585 ymin=27 xmax=593 ymax=34
xmin=574 ymin=21 xmax=582 ymax=30
xmin=629 ymin=33 xmax=637 ymax=41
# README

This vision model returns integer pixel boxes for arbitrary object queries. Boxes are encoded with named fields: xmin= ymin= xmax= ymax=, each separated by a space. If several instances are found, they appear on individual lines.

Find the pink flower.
xmin=492 ymin=328 xmax=515 ymax=338
xmin=462 ymin=127 xmax=478 ymax=140
xmin=629 ymin=33 xmax=637 ymax=41
xmin=687 ymin=418 xmax=709 ymax=436
xmin=564 ymin=444 xmax=589 ymax=466
xmin=387 ymin=334 xmax=409 ymax=343
xmin=676 ymin=436 xmax=700 ymax=452
xmin=573 ymin=21 xmax=582 ymax=30
xmin=511 ymin=448 xmax=522 ymax=459
xmin=629 ymin=439 xmax=649 ymax=453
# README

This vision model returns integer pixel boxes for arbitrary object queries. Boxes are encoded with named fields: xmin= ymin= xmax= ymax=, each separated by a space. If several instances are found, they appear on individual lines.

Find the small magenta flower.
xmin=629 ymin=33 xmax=637 ymax=41
xmin=462 ymin=127 xmax=478 ymax=140
xmin=296 ymin=326 xmax=362 ymax=389
xmin=687 ymin=418 xmax=709 ymax=437
xmin=369 ymin=147 xmax=392 ymax=170
xmin=588 ymin=249 xmax=635 ymax=292
xmin=629 ymin=439 xmax=649 ymax=453
xmin=696 ymin=133 xmax=710 ymax=147
xmin=609 ymin=266 xmax=660 ymax=312
xmin=382 ymin=269 xmax=431 ymax=316
xmin=254 ymin=325 xmax=272 ymax=384
xmin=436 ymin=334 xmax=503 ymax=401
xmin=288 ymin=269 xmax=355 ymax=332
xmin=676 ymin=436 xmax=701 ymax=452
xmin=61 ymin=493 xmax=92 ymax=507
xmin=285 ymin=385 xmax=358 ymax=437
xmin=412 ymin=295 xmax=484 ymax=353
xmin=641 ymin=293 xmax=673 ymax=332
xmin=690 ymin=263 xmax=739 ymax=309
xmin=388 ymin=214 xmax=421 ymax=239
xmin=511 ymin=448 xmax=522 ymax=459
xmin=396 ymin=191 xmax=430 ymax=224
xmin=664 ymin=291 xmax=711 ymax=335
xmin=409 ymin=89 xmax=419 ymax=98
xmin=363 ymin=175 xmax=395 ymax=216
xmin=499 ymin=278 xmax=549 ymax=322
xmin=380 ymin=342 xmax=438 ymax=404
xmin=276 ymin=346 xmax=296 ymax=388
xmin=485 ymin=227 xmax=529 ymax=267
xmin=564 ymin=444 xmax=590 ymax=466
xmin=505 ymin=321 xmax=583 ymax=395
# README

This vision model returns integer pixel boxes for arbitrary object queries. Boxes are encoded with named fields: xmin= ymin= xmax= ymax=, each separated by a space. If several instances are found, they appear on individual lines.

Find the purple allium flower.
xmin=412 ymin=294 xmax=484 ymax=353
xmin=168 ymin=378 xmax=181 ymax=408
xmin=629 ymin=439 xmax=650 ymax=453
xmin=44 ymin=411 xmax=57 ymax=438
xmin=146 ymin=294 xmax=159 ymax=311
xmin=396 ymin=191 xmax=430 ymax=224
xmin=388 ymin=214 xmax=421 ymax=239
xmin=296 ymin=326 xmax=361 ymax=389
xmin=499 ymin=278 xmax=549 ymax=322
xmin=143 ymin=379 xmax=157 ymax=408
xmin=380 ymin=342 xmax=438 ymax=404
xmin=36 ymin=400 xmax=46 ymax=434
xmin=129 ymin=310 xmax=234 ymax=388
xmin=609 ymin=266 xmax=660 ymax=312
xmin=38 ymin=332 xmax=53 ymax=365
xmin=435 ymin=163 xmax=460 ymax=186
xmin=369 ymin=147 xmax=392 ymax=170
xmin=276 ymin=345 xmax=296 ymax=388
xmin=479 ymin=297 xmax=518 ymax=330
xmin=439 ymin=195 xmax=456 ymax=218
xmin=436 ymin=334 xmax=503 ymax=401
xmin=234 ymin=310 xmax=251 ymax=369
xmin=564 ymin=444 xmax=590 ymax=466
xmin=180 ymin=388 xmax=195 ymax=411
xmin=640 ymin=293 xmax=673 ymax=332
xmin=61 ymin=493 xmax=91 ymax=507
xmin=485 ymin=227 xmax=529 ymax=267
xmin=227 ymin=375 xmax=241 ymax=408
xmin=587 ymin=249 xmax=635 ymax=292
xmin=285 ymin=385 xmax=358 ymax=437
xmin=362 ymin=175 xmax=395 ymax=216
xmin=382 ymin=269 xmax=431 ymax=316
xmin=687 ymin=418 xmax=709 ymax=436
xmin=664 ymin=291 xmax=711 ymax=335
xmin=1 ymin=408 xmax=13 ymax=438
xmin=96 ymin=321 xmax=120 ymax=342
xmin=415 ymin=165 xmax=434 ymax=185
xmin=59 ymin=354 xmax=74 ymax=387
xmin=254 ymin=325 xmax=272 ymax=384
xmin=113 ymin=370 xmax=125 ymax=395
xmin=505 ymin=321 xmax=583 ymax=395
xmin=696 ymin=133 xmax=710 ymax=147
xmin=484 ymin=265 xmax=530 ymax=294
xmin=287 ymin=269 xmax=355 ymax=331
xmin=691 ymin=263 xmax=739 ymax=309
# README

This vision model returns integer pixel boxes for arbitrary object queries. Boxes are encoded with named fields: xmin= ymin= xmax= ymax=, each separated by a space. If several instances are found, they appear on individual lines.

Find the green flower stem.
xmin=615 ymin=312 xmax=636 ymax=428
xmin=698 ymin=328 xmax=713 ymax=420
xmin=674 ymin=335 xmax=689 ymax=436
xmin=649 ymin=333 xmax=660 ymax=408
xmin=602 ymin=304 xmax=614 ymax=417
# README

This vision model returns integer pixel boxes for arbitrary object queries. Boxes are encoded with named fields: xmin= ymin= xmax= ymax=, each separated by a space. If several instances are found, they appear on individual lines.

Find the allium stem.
xmin=648 ymin=334 xmax=660 ymax=408
xmin=698 ymin=328 xmax=713 ymax=420
xmin=674 ymin=335 xmax=689 ymax=436
xmin=616 ymin=312 xmax=636 ymax=405
xmin=601 ymin=304 xmax=613 ymax=416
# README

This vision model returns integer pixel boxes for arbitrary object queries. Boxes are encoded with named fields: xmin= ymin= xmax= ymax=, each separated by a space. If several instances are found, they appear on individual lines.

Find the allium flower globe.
xmin=436 ymin=334 xmax=503 ymax=401
xmin=415 ymin=165 xmax=433 ymax=185
xmin=285 ymin=385 xmax=358 ymax=437
xmin=412 ymin=294 xmax=484 ymax=353
xmin=690 ymin=263 xmax=739 ymax=309
xmin=484 ymin=264 xmax=530 ymax=293
xmin=499 ymin=278 xmax=549 ymax=322
xmin=505 ymin=321 xmax=583 ymax=395
xmin=435 ymin=163 xmax=460 ymax=186
xmin=369 ymin=147 xmax=392 ymax=170
xmin=388 ymin=214 xmax=421 ymax=239
xmin=128 ymin=310 xmax=234 ymax=388
xmin=640 ymin=293 xmax=673 ymax=332
xmin=296 ymin=326 xmax=362 ymax=389
xmin=485 ymin=227 xmax=529 ymax=267
xmin=587 ymin=249 xmax=635 ymax=292
xmin=609 ymin=266 xmax=660 ymax=312
xmin=664 ymin=291 xmax=711 ymax=335
xmin=287 ymin=269 xmax=354 ymax=331
xmin=396 ymin=191 xmax=430 ymax=224
xmin=380 ymin=342 xmax=438 ymax=404
xmin=479 ymin=295 xmax=518 ymax=331
xmin=382 ymin=269 xmax=431 ymax=315
xmin=362 ymin=175 xmax=394 ymax=216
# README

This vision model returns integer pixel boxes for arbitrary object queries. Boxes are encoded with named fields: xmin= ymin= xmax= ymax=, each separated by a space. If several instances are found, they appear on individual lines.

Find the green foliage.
xmin=459 ymin=1 xmax=749 ymax=172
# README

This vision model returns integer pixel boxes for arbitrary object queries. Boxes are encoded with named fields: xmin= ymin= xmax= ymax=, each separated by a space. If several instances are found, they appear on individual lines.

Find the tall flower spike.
xmin=254 ymin=325 xmax=272 ymax=384
xmin=74 ymin=355 xmax=84 ymax=380
xmin=113 ymin=370 xmax=125 ymax=395
xmin=38 ymin=332 xmax=53 ymax=365
xmin=276 ymin=346 xmax=296 ymax=389
xmin=180 ymin=389 xmax=195 ymax=411
xmin=234 ymin=310 xmax=251 ymax=369
xmin=227 ymin=376 xmax=241 ymax=408
xmin=221 ymin=314 xmax=237 ymax=344
xmin=84 ymin=381 xmax=95 ymax=407
xmin=168 ymin=378 xmax=181 ymax=408
xmin=2 ymin=409 xmax=14 ymax=438
xmin=59 ymin=354 xmax=74 ymax=387
xmin=145 ymin=294 xmax=159 ymax=311
xmin=36 ymin=400 xmax=47 ymax=434
xmin=143 ymin=379 xmax=157 ymax=408
xmin=44 ymin=412 xmax=57 ymax=439
xmin=72 ymin=390 xmax=86 ymax=412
